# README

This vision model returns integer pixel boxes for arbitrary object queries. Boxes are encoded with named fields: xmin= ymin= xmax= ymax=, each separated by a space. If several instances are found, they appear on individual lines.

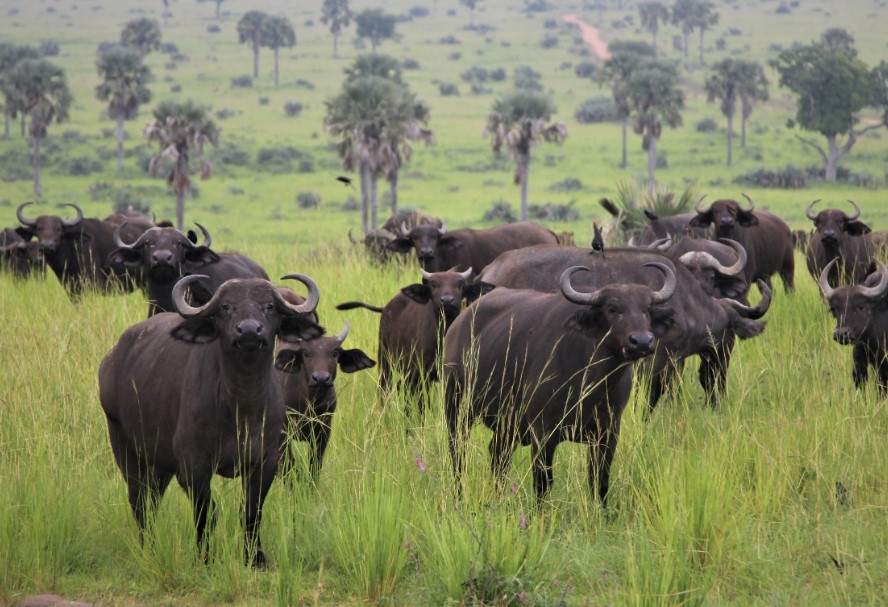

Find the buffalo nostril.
xmin=236 ymin=320 xmax=263 ymax=335
xmin=629 ymin=333 xmax=653 ymax=348
xmin=311 ymin=372 xmax=332 ymax=384
xmin=440 ymin=296 xmax=455 ymax=304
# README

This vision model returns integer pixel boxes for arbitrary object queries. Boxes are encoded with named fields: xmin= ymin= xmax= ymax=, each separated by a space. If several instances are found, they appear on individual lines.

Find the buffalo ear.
xmin=714 ymin=276 xmax=748 ymax=302
xmin=438 ymin=234 xmax=463 ymax=249
xmin=14 ymin=227 xmax=33 ymax=240
xmin=731 ymin=316 xmax=766 ymax=339
xmin=184 ymin=246 xmax=220 ymax=267
xmin=736 ymin=211 xmax=758 ymax=227
xmin=275 ymin=348 xmax=305 ymax=373
xmin=105 ymin=248 xmax=143 ymax=274
xmin=689 ymin=213 xmax=713 ymax=228
xmin=171 ymin=317 xmax=218 ymax=343
xmin=649 ymin=306 xmax=676 ymax=337
xmin=401 ymin=283 xmax=432 ymax=304
xmin=565 ymin=308 xmax=601 ymax=334
xmin=463 ymin=281 xmax=496 ymax=303
xmin=338 ymin=348 xmax=376 ymax=373
xmin=643 ymin=209 xmax=659 ymax=221
xmin=186 ymin=229 xmax=198 ymax=244
xmin=279 ymin=315 xmax=325 ymax=343
xmin=845 ymin=220 xmax=871 ymax=236
xmin=385 ymin=237 xmax=414 ymax=253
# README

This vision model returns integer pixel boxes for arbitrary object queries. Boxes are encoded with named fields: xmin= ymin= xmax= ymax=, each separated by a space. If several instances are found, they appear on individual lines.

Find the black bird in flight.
xmin=335 ymin=175 xmax=355 ymax=189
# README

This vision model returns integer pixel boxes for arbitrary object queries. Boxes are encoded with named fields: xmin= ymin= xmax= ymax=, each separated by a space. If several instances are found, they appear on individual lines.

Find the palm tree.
xmin=735 ymin=60 xmax=768 ymax=148
xmin=484 ymin=90 xmax=567 ymax=222
xmin=626 ymin=60 xmax=685 ymax=186
xmin=601 ymin=41 xmax=656 ymax=169
xmin=213 ymin=0 xmax=225 ymax=20
xmin=380 ymin=97 xmax=433 ymax=216
xmin=638 ymin=2 xmax=670 ymax=57
xmin=355 ymin=9 xmax=396 ymax=52
xmin=692 ymin=1 xmax=719 ymax=64
xmin=261 ymin=16 xmax=295 ymax=86
xmin=0 ymin=43 xmax=40 ymax=139
xmin=320 ymin=0 xmax=353 ymax=59
xmin=344 ymin=53 xmax=402 ymax=82
xmin=237 ymin=10 xmax=268 ymax=79
xmin=6 ymin=59 xmax=73 ymax=197
xmin=120 ymin=18 xmax=162 ymax=57
xmin=96 ymin=46 xmax=152 ymax=171
xmin=671 ymin=0 xmax=696 ymax=59
xmin=144 ymin=100 xmax=219 ymax=230
xmin=460 ymin=0 xmax=479 ymax=26
xmin=704 ymin=58 xmax=740 ymax=166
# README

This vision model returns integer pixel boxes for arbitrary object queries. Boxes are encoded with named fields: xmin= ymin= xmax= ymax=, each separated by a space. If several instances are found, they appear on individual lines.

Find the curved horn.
xmin=333 ymin=320 xmax=350 ymax=342
xmin=845 ymin=200 xmax=861 ymax=222
xmin=16 ymin=202 xmax=37 ymax=227
xmin=192 ymin=222 xmax=212 ymax=248
xmin=714 ymin=238 xmax=748 ymax=275
xmin=400 ymin=221 xmax=409 ymax=236
xmin=805 ymin=199 xmax=821 ymax=221
xmin=818 ymin=259 xmax=838 ymax=299
xmin=377 ymin=228 xmax=396 ymax=240
xmin=438 ymin=223 xmax=447 ymax=234
xmin=740 ymin=193 xmax=755 ymax=212
xmin=420 ymin=267 xmax=434 ymax=281
xmin=559 ymin=266 xmax=601 ymax=305
xmin=114 ymin=220 xmax=155 ymax=250
xmin=720 ymin=280 xmax=772 ymax=320
xmin=279 ymin=273 xmax=321 ymax=314
xmin=644 ymin=262 xmax=677 ymax=304
xmin=648 ymin=236 xmax=672 ymax=251
xmin=694 ymin=194 xmax=710 ymax=214
xmin=171 ymin=274 xmax=214 ymax=318
xmin=62 ymin=204 xmax=83 ymax=227
xmin=859 ymin=259 xmax=888 ymax=300
xmin=348 ymin=228 xmax=358 ymax=244
xmin=459 ymin=267 xmax=473 ymax=280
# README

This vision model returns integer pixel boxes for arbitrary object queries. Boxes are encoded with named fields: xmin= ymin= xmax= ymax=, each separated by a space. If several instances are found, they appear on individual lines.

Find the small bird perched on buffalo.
xmin=335 ymin=176 xmax=355 ymax=189
xmin=591 ymin=222 xmax=606 ymax=258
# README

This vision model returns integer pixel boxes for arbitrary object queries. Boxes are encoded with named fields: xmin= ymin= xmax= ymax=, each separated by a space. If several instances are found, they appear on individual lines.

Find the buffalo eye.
xmin=429 ymin=281 xmax=438 ymax=289
xmin=456 ymin=281 xmax=464 ymax=289
xmin=221 ymin=303 xmax=232 ymax=311
xmin=265 ymin=302 xmax=274 ymax=311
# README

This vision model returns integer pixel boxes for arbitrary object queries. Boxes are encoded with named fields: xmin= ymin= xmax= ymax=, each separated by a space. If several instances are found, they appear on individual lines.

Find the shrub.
xmin=259 ymin=97 xmax=270 ymax=105
xmin=696 ymin=118 xmax=719 ymax=133
xmin=776 ymin=3 xmax=791 ymax=14
xmin=296 ymin=191 xmax=321 ymax=208
xmin=460 ymin=66 xmax=489 ymax=82
xmin=295 ymin=79 xmax=316 ymax=90
xmin=600 ymin=180 xmax=701 ymax=244
xmin=228 ymin=185 xmax=245 ymax=195
xmin=574 ymin=97 xmax=617 ymax=124
xmin=733 ymin=165 xmax=807 ymax=188
xmin=489 ymin=68 xmax=507 ymax=81
xmin=215 ymin=108 xmax=236 ymax=120
xmin=448 ymin=52 xmax=462 ymax=61
xmin=529 ymin=201 xmax=579 ymax=221
xmin=543 ymin=18 xmax=558 ymax=29
xmin=514 ymin=65 xmax=543 ymax=91
xmin=574 ymin=61 xmax=598 ymax=79
xmin=231 ymin=74 xmax=253 ymax=88
xmin=215 ymin=143 xmax=251 ymax=167
xmin=160 ymin=42 xmax=179 ymax=54
xmin=40 ymin=40 xmax=60 ymax=56
xmin=439 ymin=83 xmax=460 ymax=96
xmin=409 ymin=6 xmax=430 ymax=18
xmin=402 ymin=58 xmax=420 ymax=70
xmin=483 ymin=201 xmax=517 ymax=223
xmin=524 ymin=0 xmax=552 ymax=12
xmin=170 ymin=84 xmax=181 ymax=93
xmin=62 ymin=156 xmax=103 ymax=176
xmin=715 ymin=38 xmax=727 ymax=50
xmin=96 ymin=41 xmax=118 ymax=55
xmin=540 ymin=34 xmax=558 ymax=48
xmin=439 ymin=35 xmax=461 ymax=45
xmin=284 ymin=102 xmax=303 ymax=117
xmin=297 ymin=159 xmax=314 ymax=173
xmin=470 ymin=83 xmax=492 ymax=95
xmin=549 ymin=178 xmax=583 ymax=192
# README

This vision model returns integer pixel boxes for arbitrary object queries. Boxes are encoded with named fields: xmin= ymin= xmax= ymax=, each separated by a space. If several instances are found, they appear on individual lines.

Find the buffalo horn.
xmin=333 ymin=320 xmax=350 ymax=343
xmin=193 ymin=222 xmax=212 ymax=248
xmin=61 ymin=204 xmax=84 ymax=227
xmin=644 ymin=262 xmax=677 ymax=304
xmin=377 ymin=228 xmax=396 ymax=240
xmin=16 ymin=202 xmax=37 ymax=226
xmin=859 ymin=259 xmax=888 ymax=300
xmin=720 ymin=280 xmax=771 ymax=320
xmin=459 ymin=267 xmax=473 ymax=280
xmin=559 ymin=266 xmax=600 ymax=305
xmin=694 ymin=194 xmax=710 ymax=214
xmin=712 ymin=238 xmax=748 ymax=276
xmin=171 ymin=274 xmax=214 ymax=317
xmin=279 ymin=273 xmax=321 ymax=314
xmin=348 ymin=228 xmax=358 ymax=245
xmin=817 ymin=259 xmax=838 ymax=298
xmin=740 ymin=192 xmax=755 ymax=212
xmin=420 ymin=267 xmax=434 ymax=281
xmin=113 ymin=220 xmax=151 ymax=250
xmin=805 ymin=199 xmax=821 ymax=221
xmin=438 ymin=223 xmax=447 ymax=234
xmin=648 ymin=236 xmax=672 ymax=250
xmin=400 ymin=221 xmax=410 ymax=236
xmin=846 ymin=200 xmax=861 ymax=222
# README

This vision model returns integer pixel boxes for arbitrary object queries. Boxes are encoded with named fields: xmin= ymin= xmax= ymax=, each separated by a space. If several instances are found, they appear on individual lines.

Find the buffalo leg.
xmin=487 ymin=430 xmax=517 ymax=489
xmin=308 ymin=419 xmax=333 ymax=484
xmin=780 ymin=255 xmax=795 ymax=292
xmin=444 ymin=377 xmax=466 ymax=497
xmin=530 ymin=437 xmax=558 ymax=503
xmin=699 ymin=337 xmax=734 ymax=408
xmin=177 ymin=467 xmax=215 ymax=562
xmin=587 ymin=430 xmax=619 ymax=508
xmin=242 ymin=460 xmax=276 ymax=568
xmin=852 ymin=343 xmax=869 ymax=388
xmin=876 ymin=351 xmax=888 ymax=395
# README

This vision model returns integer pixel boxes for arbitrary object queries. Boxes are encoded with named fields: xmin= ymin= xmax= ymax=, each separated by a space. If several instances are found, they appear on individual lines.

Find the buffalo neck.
xmin=217 ymin=347 xmax=279 ymax=416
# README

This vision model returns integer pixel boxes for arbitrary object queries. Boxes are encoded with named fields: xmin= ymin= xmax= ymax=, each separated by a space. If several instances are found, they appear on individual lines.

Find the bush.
xmin=297 ymin=159 xmax=314 ymax=173
xmin=489 ymin=68 xmax=507 ymax=81
xmin=529 ymin=201 xmax=579 ymax=221
xmin=258 ymin=97 xmax=270 ymax=105
xmin=215 ymin=143 xmax=251 ymax=167
xmin=574 ymin=97 xmax=617 ymax=124
xmin=574 ymin=61 xmax=598 ymax=79
xmin=733 ymin=165 xmax=807 ymax=188
xmin=483 ymin=201 xmax=517 ymax=223
xmin=215 ymin=108 xmax=236 ymax=120
xmin=206 ymin=24 xmax=220 ymax=34
xmin=228 ymin=185 xmax=245 ymax=195
xmin=296 ymin=191 xmax=321 ymax=208
xmin=96 ymin=41 xmax=117 ymax=55
xmin=402 ymin=58 xmax=420 ymax=70
xmin=448 ymin=52 xmax=462 ymax=61
xmin=284 ymin=102 xmax=303 ymax=117
xmin=295 ymin=79 xmax=316 ymax=90
xmin=470 ymin=83 xmax=492 ymax=95
xmin=524 ymin=0 xmax=552 ymax=12
xmin=543 ymin=18 xmax=558 ymax=29
xmin=439 ymin=35 xmax=461 ymax=45
xmin=439 ymin=83 xmax=460 ymax=96
xmin=540 ymin=34 xmax=558 ymax=48
xmin=514 ymin=65 xmax=543 ymax=91
xmin=549 ymin=178 xmax=583 ymax=192
xmin=673 ymin=34 xmax=683 ymax=51
xmin=40 ymin=40 xmax=60 ymax=56
xmin=715 ymin=38 xmax=727 ymax=50
xmin=408 ymin=6 xmax=429 ymax=18
xmin=231 ymin=75 xmax=252 ymax=88
xmin=696 ymin=118 xmax=719 ymax=133
xmin=62 ymin=156 xmax=103 ymax=176
xmin=170 ymin=84 xmax=181 ymax=93
xmin=776 ymin=3 xmax=791 ymax=14
xmin=460 ymin=66 xmax=489 ymax=82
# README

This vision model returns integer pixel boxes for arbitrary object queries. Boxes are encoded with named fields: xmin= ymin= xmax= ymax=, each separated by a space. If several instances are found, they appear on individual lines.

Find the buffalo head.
xmin=690 ymin=194 xmax=758 ymax=236
xmin=561 ymin=262 xmax=676 ymax=360
xmin=386 ymin=223 xmax=456 ymax=264
xmin=401 ymin=267 xmax=494 ymax=319
xmin=675 ymin=238 xmax=748 ymax=300
xmin=275 ymin=321 xmax=376 ymax=387
xmin=107 ymin=222 xmax=215 ymax=283
xmin=819 ymin=258 xmax=888 ymax=345
xmin=805 ymin=199 xmax=871 ymax=246
xmin=15 ymin=202 xmax=84 ymax=252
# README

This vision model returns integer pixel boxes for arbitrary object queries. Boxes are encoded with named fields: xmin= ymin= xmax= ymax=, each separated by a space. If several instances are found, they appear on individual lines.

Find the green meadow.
xmin=1 ymin=0 xmax=887 ymax=605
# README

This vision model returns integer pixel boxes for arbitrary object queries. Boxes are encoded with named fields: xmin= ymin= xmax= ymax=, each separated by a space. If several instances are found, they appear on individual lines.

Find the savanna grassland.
xmin=1 ymin=0 xmax=887 ymax=605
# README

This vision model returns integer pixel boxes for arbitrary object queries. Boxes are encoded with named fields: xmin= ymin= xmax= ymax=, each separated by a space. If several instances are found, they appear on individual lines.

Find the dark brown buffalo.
xmin=275 ymin=321 xmax=375 ymax=482
xmin=348 ymin=210 xmax=443 ymax=263
xmin=792 ymin=229 xmax=811 ymax=253
xmin=386 ymin=221 xmax=559 ymax=273
xmin=478 ymin=245 xmax=770 ymax=411
xmin=336 ymin=268 xmax=494 ymax=418
xmin=1 ymin=227 xmax=43 ymax=278
xmin=818 ymin=259 xmax=888 ymax=392
xmin=651 ymin=236 xmax=750 ymax=302
xmin=635 ymin=210 xmax=712 ymax=245
xmin=689 ymin=194 xmax=795 ymax=292
xmin=14 ymin=202 xmax=153 ymax=298
xmin=99 ymin=274 xmax=323 ymax=567
xmin=805 ymin=199 xmax=877 ymax=287
xmin=106 ymin=222 xmax=269 ymax=316
xmin=444 ymin=264 xmax=676 ymax=504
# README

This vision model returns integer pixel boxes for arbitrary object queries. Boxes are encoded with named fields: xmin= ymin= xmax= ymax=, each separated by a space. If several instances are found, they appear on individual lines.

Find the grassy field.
xmin=1 ymin=0 xmax=887 ymax=605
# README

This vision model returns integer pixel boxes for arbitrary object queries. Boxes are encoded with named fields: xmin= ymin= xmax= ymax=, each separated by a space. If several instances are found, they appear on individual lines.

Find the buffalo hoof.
xmin=248 ymin=548 xmax=267 ymax=570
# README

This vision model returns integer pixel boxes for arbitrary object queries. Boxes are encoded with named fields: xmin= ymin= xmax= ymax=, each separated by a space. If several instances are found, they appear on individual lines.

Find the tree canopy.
xmin=120 ymin=18 xmax=162 ymax=57
xmin=260 ymin=15 xmax=296 ymax=86
xmin=96 ymin=46 xmax=152 ymax=170
xmin=320 ymin=0 xmax=353 ymax=59
xmin=237 ymin=10 xmax=269 ymax=78
xmin=355 ymin=9 xmax=396 ymax=52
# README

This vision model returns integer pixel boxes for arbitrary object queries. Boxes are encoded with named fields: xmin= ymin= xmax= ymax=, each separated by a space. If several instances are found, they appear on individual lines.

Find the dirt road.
xmin=562 ymin=14 xmax=610 ymax=60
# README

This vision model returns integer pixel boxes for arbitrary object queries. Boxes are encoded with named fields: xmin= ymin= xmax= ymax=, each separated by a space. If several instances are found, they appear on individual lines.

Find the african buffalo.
xmin=818 ymin=258 xmax=888 ymax=392
xmin=689 ymin=194 xmax=794 ymax=292
xmin=444 ymin=264 xmax=676 ymax=504
xmin=478 ymin=245 xmax=770 ymax=411
xmin=805 ymin=200 xmax=876 ymax=286
xmin=99 ymin=273 xmax=323 ymax=567
xmin=1 ymin=227 xmax=43 ymax=278
xmin=275 ymin=321 xmax=375 ymax=481
xmin=385 ymin=221 xmax=559 ymax=273
xmin=106 ymin=222 xmax=269 ymax=316
xmin=792 ymin=229 xmax=811 ymax=253
xmin=348 ymin=210 xmax=443 ymax=263
xmin=14 ymin=202 xmax=152 ymax=298
xmin=652 ymin=236 xmax=750 ymax=302
xmin=635 ymin=210 xmax=712 ymax=246
xmin=336 ymin=267 xmax=493 ymax=419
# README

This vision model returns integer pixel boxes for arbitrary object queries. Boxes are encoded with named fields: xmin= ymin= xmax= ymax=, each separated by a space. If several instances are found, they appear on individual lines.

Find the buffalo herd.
xmin=4 ymin=194 xmax=887 ymax=564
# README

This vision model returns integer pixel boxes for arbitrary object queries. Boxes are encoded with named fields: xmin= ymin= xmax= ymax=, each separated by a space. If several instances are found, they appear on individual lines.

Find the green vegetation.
xmin=1 ymin=0 xmax=887 ymax=604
